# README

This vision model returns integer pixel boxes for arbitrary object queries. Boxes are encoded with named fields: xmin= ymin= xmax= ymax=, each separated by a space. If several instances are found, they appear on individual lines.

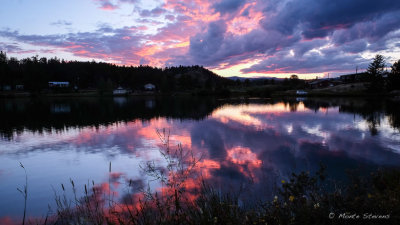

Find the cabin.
xmin=308 ymin=79 xmax=341 ymax=89
xmin=49 ymin=81 xmax=69 ymax=88
xmin=144 ymin=83 xmax=156 ymax=91
xmin=296 ymin=90 xmax=308 ymax=95
xmin=339 ymin=72 xmax=368 ymax=83
xmin=113 ymin=86 xmax=130 ymax=96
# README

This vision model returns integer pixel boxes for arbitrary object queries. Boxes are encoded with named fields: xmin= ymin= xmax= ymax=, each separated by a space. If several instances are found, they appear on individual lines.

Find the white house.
xmin=144 ymin=83 xmax=156 ymax=91
xmin=113 ymin=86 xmax=129 ymax=95
xmin=49 ymin=81 xmax=69 ymax=88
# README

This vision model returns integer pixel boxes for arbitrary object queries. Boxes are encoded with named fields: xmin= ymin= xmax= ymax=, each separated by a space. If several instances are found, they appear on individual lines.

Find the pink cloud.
xmin=100 ymin=3 xmax=118 ymax=11
xmin=94 ymin=0 xmax=119 ymax=11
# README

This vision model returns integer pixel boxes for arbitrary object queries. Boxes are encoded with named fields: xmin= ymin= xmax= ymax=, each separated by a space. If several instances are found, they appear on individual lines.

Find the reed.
xmin=17 ymin=162 xmax=28 ymax=225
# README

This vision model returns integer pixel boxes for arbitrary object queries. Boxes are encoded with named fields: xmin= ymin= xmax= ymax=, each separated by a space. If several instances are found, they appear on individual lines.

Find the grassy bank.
xmin=17 ymin=135 xmax=400 ymax=225
xmin=18 ymin=166 xmax=400 ymax=225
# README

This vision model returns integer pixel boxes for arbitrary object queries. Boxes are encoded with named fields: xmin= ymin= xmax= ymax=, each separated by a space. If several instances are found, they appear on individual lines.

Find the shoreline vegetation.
xmin=12 ymin=131 xmax=400 ymax=225
xmin=1 ymin=90 xmax=400 ymax=98
xmin=1 ymin=52 xmax=400 ymax=98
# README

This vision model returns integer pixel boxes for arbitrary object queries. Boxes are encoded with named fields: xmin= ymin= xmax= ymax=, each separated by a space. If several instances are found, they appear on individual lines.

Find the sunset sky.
xmin=1 ymin=0 xmax=400 ymax=78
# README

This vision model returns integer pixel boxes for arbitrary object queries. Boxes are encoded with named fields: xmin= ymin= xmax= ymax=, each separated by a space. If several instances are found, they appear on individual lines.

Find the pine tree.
xmin=388 ymin=59 xmax=400 ymax=91
xmin=367 ymin=54 xmax=385 ymax=92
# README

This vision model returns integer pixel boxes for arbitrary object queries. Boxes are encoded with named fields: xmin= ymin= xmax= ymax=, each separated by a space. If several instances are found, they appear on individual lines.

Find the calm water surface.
xmin=0 ymin=97 xmax=399 ymax=221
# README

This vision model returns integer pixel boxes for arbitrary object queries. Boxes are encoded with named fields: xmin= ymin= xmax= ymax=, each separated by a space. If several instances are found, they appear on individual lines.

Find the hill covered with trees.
xmin=0 ymin=51 xmax=233 ymax=94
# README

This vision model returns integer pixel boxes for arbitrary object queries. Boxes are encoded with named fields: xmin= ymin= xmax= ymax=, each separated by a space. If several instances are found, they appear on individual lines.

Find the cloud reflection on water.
xmin=0 ymin=98 xmax=400 ymax=219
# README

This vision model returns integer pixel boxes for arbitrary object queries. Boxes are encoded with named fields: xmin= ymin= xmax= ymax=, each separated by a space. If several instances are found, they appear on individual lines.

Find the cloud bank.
xmin=1 ymin=0 xmax=400 ymax=76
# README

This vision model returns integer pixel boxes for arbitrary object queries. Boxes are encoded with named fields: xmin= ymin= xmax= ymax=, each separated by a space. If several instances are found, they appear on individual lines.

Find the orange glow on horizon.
xmin=212 ymin=61 xmax=326 ymax=79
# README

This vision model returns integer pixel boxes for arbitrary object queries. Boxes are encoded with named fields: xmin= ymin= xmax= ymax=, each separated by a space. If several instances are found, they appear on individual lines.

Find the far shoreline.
xmin=1 ymin=89 xmax=400 ymax=99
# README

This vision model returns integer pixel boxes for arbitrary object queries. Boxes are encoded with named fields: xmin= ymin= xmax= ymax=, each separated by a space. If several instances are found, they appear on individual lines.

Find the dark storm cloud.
xmin=262 ymin=0 xmax=400 ymax=39
xmin=171 ymin=0 xmax=400 ymax=72
xmin=188 ymin=20 xmax=227 ymax=63
xmin=171 ymin=21 xmax=299 ymax=67
xmin=2 ymin=0 xmax=400 ymax=73
xmin=331 ymin=11 xmax=400 ymax=45
xmin=212 ymin=0 xmax=246 ymax=15
xmin=339 ymin=40 xmax=368 ymax=54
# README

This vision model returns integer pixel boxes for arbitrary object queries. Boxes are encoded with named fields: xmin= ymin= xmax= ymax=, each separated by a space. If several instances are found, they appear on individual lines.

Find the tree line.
xmin=366 ymin=54 xmax=400 ymax=92
xmin=0 ymin=51 xmax=234 ymax=93
xmin=1 ymin=51 xmax=399 ymax=94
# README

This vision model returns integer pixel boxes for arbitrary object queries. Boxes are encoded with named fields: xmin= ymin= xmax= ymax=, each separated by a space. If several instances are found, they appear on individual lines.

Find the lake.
xmin=0 ymin=97 xmax=400 ymax=222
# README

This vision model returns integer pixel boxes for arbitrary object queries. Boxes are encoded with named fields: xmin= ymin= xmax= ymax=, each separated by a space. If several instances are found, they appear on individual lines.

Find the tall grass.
xmin=17 ymin=162 xmax=28 ymax=225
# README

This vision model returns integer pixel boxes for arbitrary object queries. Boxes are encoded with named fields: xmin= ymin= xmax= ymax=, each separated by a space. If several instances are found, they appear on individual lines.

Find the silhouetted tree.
xmin=289 ymin=74 xmax=301 ymax=87
xmin=388 ymin=59 xmax=400 ymax=91
xmin=283 ymin=78 xmax=289 ymax=86
xmin=244 ymin=78 xmax=250 ymax=87
xmin=0 ymin=51 xmax=7 ymax=89
xmin=367 ymin=54 xmax=385 ymax=92
xmin=0 ymin=51 xmax=6 ymax=63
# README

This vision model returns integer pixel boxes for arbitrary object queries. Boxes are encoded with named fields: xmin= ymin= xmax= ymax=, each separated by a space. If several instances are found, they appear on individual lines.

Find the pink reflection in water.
xmin=1 ymin=100 xmax=400 ymax=221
